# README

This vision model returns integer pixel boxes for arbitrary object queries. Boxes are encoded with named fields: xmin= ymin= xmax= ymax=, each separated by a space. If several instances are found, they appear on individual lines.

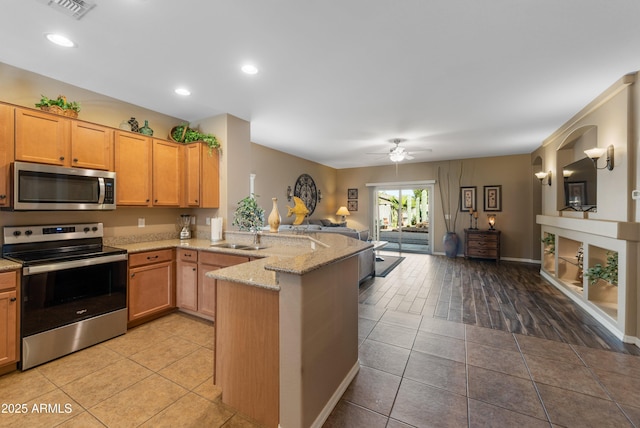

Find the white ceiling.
xmin=2 ymin=0 xmax=640 ymax=169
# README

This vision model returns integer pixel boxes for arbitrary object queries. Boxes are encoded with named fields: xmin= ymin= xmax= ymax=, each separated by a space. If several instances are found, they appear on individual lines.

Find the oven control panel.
xmin=3 ymin=223 xmax=104 ymax=244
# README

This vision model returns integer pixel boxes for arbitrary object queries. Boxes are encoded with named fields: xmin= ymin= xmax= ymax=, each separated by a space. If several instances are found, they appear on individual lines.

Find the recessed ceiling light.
xmin=45 ymin=33 xmax=76 ymax=48
xmin=174 ymin=88 xmax=191 ymax=96
xmin=241 ymin=64 xmax=259 ymax=75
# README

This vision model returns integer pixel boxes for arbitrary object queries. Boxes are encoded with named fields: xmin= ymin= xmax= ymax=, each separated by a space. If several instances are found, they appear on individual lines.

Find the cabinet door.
xmin=177 ymin=260 xmax=198 ymax=312
xmin=185 ymin=143 xmax=201 ymax=207
xmin=152 ymin=139 xmax=183 ymax=206
xmin=198 ymin=263 xmax=219 ymax=318
xmin=200 ymin=144 xmax=220 ymax=208
xmin=0 ymin=104 xmax=14 ymax=206
xmin=15 ymin=108 xmax=68 ymax=166
xmin=115 ymin=132 xmax=152 ymax=206
xmin=128 ymin=261 xmax=174 ymax=321
xmin=0 ymin=289 xmax=17 ymax=367
xmin=70 ymin=121 xmax=114 ymax=170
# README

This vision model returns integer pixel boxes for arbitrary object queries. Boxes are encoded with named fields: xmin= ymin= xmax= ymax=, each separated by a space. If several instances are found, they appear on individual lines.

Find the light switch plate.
xmin=632 ymin=190 xmax=640 ymax=200
xmin=138 ymin=218 xmax=145 ymax=228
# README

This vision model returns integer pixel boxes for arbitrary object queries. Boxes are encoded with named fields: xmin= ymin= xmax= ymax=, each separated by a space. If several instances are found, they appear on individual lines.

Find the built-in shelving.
xmin=537 ymin=215 xmax=629 ymax=342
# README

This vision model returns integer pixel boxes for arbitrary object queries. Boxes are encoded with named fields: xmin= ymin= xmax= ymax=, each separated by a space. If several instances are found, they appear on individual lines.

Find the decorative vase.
xmin=139 ymin=120 xmax=153 ymax=136
xmin=128 ymin=117 xmax=139 ymax=132
xmin=119 ymin=119 xmax=131 ymax=131
xmin=268 ymin=197 xmax=281 ymax=233
xmin=443 ymin=231 xmax=459 ymax=258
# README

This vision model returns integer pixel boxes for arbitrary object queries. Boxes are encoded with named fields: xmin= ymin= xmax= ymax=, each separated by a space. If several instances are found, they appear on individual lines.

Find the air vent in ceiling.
xmin=41 ymin=0 xmax=96 ymax=20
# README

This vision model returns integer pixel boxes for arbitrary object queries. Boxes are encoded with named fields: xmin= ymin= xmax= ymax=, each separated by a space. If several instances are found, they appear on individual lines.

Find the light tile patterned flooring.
xmin=2 ymin=252 xmax=640 ymax=427
xmin=0 ymin=313 xmax=258 ymax=428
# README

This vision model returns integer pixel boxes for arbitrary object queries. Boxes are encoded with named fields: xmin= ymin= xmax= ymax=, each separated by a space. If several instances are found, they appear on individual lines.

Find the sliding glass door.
xmin=375 ymin=185 xmax=432 ymax=254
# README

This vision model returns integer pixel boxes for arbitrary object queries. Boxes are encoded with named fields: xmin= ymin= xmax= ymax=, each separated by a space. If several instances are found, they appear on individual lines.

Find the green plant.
xmin=541 ymin=233 xmax=555 ymax=255
xmin=232 ymin=194 xmax=265 ymax=232
xmin=171 ymin=123 xmax=219 ymax=155
xmin=584 ymin=251 xmax=618 ymax=286
xmin=35 ymin=94 xmax=81 ymax=112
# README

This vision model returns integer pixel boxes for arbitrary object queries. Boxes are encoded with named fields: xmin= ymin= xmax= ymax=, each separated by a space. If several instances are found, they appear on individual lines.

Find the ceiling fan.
xmin=368 ymin=138 xmax=430 ymax=163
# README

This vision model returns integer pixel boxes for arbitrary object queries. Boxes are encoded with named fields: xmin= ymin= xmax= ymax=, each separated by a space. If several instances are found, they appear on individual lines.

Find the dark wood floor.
xmin=359 ymin=252 xmax=640 ymax=355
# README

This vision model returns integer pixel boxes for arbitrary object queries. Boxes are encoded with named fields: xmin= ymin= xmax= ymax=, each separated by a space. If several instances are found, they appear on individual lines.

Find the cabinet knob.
xmin=59 ymin=156 xmax=65 ymax=161
xmin=130 ymin=273 xmax=135 ymax=278
xmin=10 ymin=297 xmax=16 ymax=302
xmin=0 ymin=195 xmax=6 ymax=199
xmin=146 ymin=199 xmax=150 ymax=203
xmin=147 ymin=255 xmax=159 ymax=260
xmin=73 ymin=158 xmax=78 ymax=163
xmin=192 ymin=268 xmax=196 ymax=271
xmin=154 ymin=199 xmax=158 ymax=203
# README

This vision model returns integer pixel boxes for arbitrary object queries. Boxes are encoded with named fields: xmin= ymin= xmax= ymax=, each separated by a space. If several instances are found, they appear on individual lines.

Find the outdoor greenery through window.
xmin=377 ymin=187 xmax=430 ymax=254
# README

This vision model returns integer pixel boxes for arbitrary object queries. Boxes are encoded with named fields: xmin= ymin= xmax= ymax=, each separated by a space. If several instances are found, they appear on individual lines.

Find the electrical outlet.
xmin=138 ymin=218 xmax=145 ymax=228
xmin=633 ymin=190 xmax=640 ymax=200
xmin=206 ymin=217 xmax=211 ymax=225
xmin=191 ymin=216 xmax=196 ymax=225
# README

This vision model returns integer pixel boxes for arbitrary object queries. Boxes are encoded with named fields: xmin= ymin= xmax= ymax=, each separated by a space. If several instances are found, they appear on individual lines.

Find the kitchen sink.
xmin=210 ymin=243 xmax=249 ymax=249
xmin=238 ymin=245 xmax=268 ymax=250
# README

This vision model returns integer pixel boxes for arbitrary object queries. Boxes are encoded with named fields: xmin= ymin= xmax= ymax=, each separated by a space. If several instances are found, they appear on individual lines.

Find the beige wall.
xmin=337 ymin=155 xmax=535 ymax=259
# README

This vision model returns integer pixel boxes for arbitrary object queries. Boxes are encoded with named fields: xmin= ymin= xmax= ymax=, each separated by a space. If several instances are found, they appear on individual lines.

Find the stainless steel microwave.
xmin=10 ymin=161 xmax=116 ymax=211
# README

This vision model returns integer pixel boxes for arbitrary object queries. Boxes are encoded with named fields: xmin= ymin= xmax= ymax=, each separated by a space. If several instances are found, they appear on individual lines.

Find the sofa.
xmin=276 ymin=220 xmax=370 ymax=241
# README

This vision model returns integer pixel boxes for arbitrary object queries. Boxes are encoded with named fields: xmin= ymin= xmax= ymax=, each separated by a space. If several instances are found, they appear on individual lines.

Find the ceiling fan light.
xmin=390 ymin=152 xmax=405 ymax=162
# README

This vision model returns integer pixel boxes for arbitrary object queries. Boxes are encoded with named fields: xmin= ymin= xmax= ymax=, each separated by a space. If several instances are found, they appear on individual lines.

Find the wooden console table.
xmin=464 ymin=229 xmax=501 ymax=263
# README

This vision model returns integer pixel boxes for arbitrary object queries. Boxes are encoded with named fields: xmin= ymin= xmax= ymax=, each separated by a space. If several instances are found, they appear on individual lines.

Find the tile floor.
xmin=2 ymin=252 xmax=640 ymax=427
xmin=0 ymin=312 xmax=259 ymax=428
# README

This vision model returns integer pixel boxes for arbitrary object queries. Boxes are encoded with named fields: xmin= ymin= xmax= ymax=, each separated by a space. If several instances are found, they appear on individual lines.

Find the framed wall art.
xmin=348 ymin=188 xmax=358 ymax=200
xmin=347 ymin=200 xmax=358 ymax=212
xmin=484 ymin=185 xmax=502 ymax=212
xmin=460 ymin=186 xmax=477 ymax=212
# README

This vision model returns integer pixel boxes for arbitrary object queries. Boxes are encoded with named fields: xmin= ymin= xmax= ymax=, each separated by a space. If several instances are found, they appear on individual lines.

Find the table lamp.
xmin=336 ymin=206 xmax=350 ymax=223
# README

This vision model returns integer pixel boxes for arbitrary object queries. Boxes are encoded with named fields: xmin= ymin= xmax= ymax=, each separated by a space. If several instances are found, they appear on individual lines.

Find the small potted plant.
xmin=35 ymin=95 xmax=81 ymax=118
xmin=232 ymin=194 xmax=265 ymax=232
xmin=584 ymin=251 xmax=618 ymax=286
xmin=169 ymin=123 xmax=220 ymax=155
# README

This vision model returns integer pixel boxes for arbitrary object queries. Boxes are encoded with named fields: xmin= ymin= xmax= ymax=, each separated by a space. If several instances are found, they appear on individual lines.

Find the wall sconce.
xmin=318 ymin=190 xmax=323 ymax=203
xmin=584 ymin=145 xmax=614 ymax=171
xmin=562 ymin=169 xmax=573 ymax=180
xmin=286 ymin=185 xmax=292 ymax=201
xmin=487 ymin=214 xmax=496 ymax=230
xmin=336 ymin=206 xmax=350 ymax=223
xmin=534 ymin=171 xmax=552 ymax=186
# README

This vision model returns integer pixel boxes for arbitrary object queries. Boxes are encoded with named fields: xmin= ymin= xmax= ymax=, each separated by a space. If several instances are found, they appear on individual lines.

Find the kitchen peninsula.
xmin=115 ymin=231 xmax=372 ymax=428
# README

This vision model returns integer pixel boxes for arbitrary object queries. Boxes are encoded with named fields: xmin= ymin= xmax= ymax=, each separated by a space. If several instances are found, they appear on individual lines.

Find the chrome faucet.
xmin=253 ymin=230 xmax=261 ymax=245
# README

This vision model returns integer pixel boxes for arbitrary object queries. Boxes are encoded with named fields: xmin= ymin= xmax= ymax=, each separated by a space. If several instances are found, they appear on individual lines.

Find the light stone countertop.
xmin=115 ymin=232 xmax=373 ymax=291
xmin=0 ymin=258 xmax=21 ymax=272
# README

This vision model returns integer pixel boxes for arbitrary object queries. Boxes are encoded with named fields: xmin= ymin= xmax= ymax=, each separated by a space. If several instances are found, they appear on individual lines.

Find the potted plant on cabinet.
xmin=169 ymin=123 xmax=219 ymax=155
xmin=35 ymin=94 xmax=81 ymax=118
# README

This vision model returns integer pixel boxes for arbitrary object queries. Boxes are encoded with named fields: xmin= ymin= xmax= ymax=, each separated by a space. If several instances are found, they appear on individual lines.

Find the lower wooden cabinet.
xmin=128 ymin=249 xmax=175 ymax=324
xmin=0 ymin=270 xmax=19 ymax=370
xmin=176 ymin=249 xmax=249 ymax=320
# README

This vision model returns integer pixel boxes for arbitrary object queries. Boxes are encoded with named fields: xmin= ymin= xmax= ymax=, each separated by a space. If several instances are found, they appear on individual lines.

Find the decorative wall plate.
xmin=294 ymin=173 xmax=317 ymax=216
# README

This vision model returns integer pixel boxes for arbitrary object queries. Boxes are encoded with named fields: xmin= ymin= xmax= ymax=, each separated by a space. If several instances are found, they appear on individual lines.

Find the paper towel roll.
xmin=211 ymin=217 xmax=223 ymax=242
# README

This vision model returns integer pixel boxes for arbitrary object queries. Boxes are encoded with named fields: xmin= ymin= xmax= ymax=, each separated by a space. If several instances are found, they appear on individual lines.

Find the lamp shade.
xmin=584 ymin=147 xmax=607 ymax=159
xmin=534 ymin=171 xmax=548 ymax=180
xmin=336 ymin=206 xmax=350 ymax=216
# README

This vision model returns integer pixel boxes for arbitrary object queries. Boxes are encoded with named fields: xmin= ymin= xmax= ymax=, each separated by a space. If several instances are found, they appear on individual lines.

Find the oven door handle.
xmin=23 ymin=253 xmax=128 ymax=276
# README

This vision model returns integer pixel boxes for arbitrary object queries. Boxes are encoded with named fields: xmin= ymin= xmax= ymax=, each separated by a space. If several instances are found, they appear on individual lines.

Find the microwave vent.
xmin=39 ymin=0 xmax=96 ymax=20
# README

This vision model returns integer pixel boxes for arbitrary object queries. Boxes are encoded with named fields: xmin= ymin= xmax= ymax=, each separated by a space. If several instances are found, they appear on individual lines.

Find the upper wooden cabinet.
xmin=184 ymin=142 xmax=219 ymax=208
xmin=115 ymin=131 xmax=152 ymax=206
xmin=153 ymin=139 xmax=183 ymax=207
xmin=14 ymin=108 xmax=114 ymax=170
xmin=15 ymin=108 xmax=68 ymax=166
xmin=70 ymin=121 xmax=113 ymax=170
xmin=0 ymin=104 xmax=14 ymax=206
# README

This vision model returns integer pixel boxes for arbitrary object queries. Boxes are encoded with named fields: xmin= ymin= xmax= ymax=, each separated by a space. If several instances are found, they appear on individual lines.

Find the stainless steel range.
xmin=2 ymin=223 xmax=127 ymax=370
